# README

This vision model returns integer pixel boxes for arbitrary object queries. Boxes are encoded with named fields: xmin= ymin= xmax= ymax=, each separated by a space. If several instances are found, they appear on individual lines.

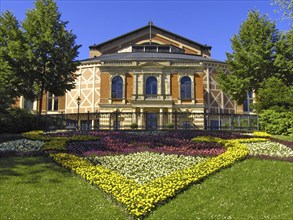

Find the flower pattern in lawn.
xmin=0 ymin=139 xmax=44 ymax=152
xmin=89 ymin=152 xmax=206 ymax=184
xmin=245 ymin=141 xmax=293 ymax=158
xmin=51 ymin=137 xmax=249 ymax=217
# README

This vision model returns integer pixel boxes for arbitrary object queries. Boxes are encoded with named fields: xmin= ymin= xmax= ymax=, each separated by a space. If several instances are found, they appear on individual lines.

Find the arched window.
xmin=180 ymin=76 xmax=191 ymax=99
xmin=146 ymin=76 xmax=157 ymax=95
xmin=112 ymin=76 xmax=123 ymax=98
xmin=48 ymin=93 xmax=58 ymax=111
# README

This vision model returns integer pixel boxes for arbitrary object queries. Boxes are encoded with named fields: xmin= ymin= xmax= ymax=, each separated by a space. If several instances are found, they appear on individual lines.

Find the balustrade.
xmin=132 ymin=94 xmax=172 ymax=101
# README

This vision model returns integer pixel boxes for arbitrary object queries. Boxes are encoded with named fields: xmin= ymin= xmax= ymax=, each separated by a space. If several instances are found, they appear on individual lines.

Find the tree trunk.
xmin=38 ymin=81 xmax=44 ymax=115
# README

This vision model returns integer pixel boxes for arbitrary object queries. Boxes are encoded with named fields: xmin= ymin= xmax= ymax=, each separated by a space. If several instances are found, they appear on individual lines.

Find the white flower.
xmin=245 ymin=141 xmax=293 ymax=158
xmin=0 ymin=139 xmax=44 ymax=152
xmin=89 ymin=152 xmax=206 ymax=184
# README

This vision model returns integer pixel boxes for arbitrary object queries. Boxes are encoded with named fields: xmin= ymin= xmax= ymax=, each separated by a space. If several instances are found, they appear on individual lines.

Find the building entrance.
xmin=146 ymin=113 xmax=157 ymax=130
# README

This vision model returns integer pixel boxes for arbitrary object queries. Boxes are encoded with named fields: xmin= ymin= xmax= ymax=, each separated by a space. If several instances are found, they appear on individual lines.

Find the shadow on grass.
xmin=0 ymin=134 xmax=22 ymax=144
xmin=0 ymin=156 xmax=71 ymax=184
xmin=0 ymin=169 xmax=23 ymax=181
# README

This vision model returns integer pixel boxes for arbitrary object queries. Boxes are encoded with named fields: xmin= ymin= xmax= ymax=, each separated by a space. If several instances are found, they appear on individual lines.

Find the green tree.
xmin=272 ymin=0 xmax=293 ymax=21
xmin=255 ymin=30 xmax=293 ymax=112
xmin=22 ymin=0 xmax=80 ymax=114
xmin=255 ymin=77 xmax=293 ymax=112
xmin=274 ymin=29 xmax=293 ymax=86
xmin=218 ymin=11 xmax=279 ymax=104
xmin=0 ymin=11 xmax=28 ymax=111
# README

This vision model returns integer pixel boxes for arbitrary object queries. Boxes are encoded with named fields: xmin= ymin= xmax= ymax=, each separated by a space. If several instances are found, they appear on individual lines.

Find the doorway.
xmin=146 ymin=113 xmax=157 ymax=130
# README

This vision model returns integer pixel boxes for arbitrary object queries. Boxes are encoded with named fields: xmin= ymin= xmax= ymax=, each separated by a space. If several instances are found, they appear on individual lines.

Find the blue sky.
xmin=0 ymin=0 xmax=291 ymax=61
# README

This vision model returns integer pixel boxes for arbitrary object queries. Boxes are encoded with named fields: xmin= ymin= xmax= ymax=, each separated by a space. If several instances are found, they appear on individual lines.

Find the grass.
xmin=0 ymin=156 xmax=128 ymax=220
xmin=1 ymin=157 xmax=292 ymax=220
xmin=272 ymin=135 xmax=293 ymax=142
xmin=147 ymin=158 xmax=293 ymax=220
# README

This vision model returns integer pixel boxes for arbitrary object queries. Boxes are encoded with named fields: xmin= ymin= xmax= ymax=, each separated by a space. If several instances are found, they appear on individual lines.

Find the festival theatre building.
xmin=17 ymin=23 xmax=254 ymax=130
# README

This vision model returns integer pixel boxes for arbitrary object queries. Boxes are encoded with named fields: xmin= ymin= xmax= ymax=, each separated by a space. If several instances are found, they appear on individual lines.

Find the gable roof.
xmin=89 ymin=23 xmax=212 ymax=50
xmin=80 ymin=52 xmax=224 ymax=64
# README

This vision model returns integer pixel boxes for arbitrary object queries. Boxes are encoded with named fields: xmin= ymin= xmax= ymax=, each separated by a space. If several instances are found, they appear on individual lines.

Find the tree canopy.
xmin=218 ymin=10 xmax=292 ymax=107
xmin=0 ymin=0 xmax=80 ymax=114
xmin=0 ymin=11 xmax=28 ymax=112
xmin=272 ymin=0 xmax=293 ymax=21
xmin=255 ymin=77 xmax=293 ymax=112
xmin=23 ymin=0 xmax=80 ymax=114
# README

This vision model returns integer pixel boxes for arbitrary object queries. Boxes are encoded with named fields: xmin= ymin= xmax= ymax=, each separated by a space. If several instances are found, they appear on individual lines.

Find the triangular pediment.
xmin=89 ymin=24 xmax=211 ymax=58
xmin=138 ymin=62 xmax=169 ymax=67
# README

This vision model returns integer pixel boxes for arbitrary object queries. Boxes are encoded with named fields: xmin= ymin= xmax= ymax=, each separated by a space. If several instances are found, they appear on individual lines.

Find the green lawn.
xmin=0 ymin=156 xmax=128 ymax=220
xmin=147 ymin=158 xmax=293 ymax=220
xmin=1 ymin=156 xmax=292 ymax=220
xmin=272 ymin=135 xmax=293 ymax=142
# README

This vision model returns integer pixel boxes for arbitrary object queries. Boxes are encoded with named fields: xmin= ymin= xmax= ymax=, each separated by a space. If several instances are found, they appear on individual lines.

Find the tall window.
xmin=243 ymin=92 xmax=253 ymax=112
xmin=112 ymin=76 xmax=123 ymax=98
xmin=146 ymin=76 xmax=157 ymax=95
xmin=48 ymin=93 xmax=58 ymax=111
xmin=180 ymin=76 xmax=191 ymax=99
xmin=24 ymin=99 xmax=33 ymax=110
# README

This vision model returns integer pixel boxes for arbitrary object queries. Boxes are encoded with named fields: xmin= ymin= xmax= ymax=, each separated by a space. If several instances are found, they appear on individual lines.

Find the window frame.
xmin=180 ymin=76 xmax=192 ymax=100
xmin=243 ymin=92 xmax=253 ymax=112
xmin=47 ymin=93 xmax=58 ymax=111
xmin=146 ymin=76 xmax=158 ymax=95
xmin=111 ymin=76 xmax=123 ymax=99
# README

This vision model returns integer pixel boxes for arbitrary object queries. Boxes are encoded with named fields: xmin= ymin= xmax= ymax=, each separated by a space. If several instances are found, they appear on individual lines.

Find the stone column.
xmin=132 ymin=108 xmax=137 ymax=124
xmin=165 ymin=74 xmax=171 ymax=99
xmin=168 ymin=108 xmax=173 ymax=125
xmin=138 ymin=108 xmax=144 ymax=129
xmin=206 ymin=67 xmax=211 ymax=113
xmin=132 ymin=73 xmax=138 ymax=100
xmin=191 ymin=75 xmax=195 ymax=104
xmin=159 ymin=108 xmax=164 ymax=130
xmin=137 ymin=73 xmax=144 ymax=96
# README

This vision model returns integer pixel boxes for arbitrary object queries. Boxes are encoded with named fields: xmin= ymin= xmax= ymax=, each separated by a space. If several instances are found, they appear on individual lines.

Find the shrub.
xmin=43 ymin=139 xmax=67 ymax=151
xmin=130 ymin=123 xmax=138 ymax=130
xmin=0 ymin=108 xmax=37 ymax=133
xmin=22 ymin=130 xmax=50 ymax=141
xmin=166 ymin=123 xmax=174 ymax=129
xmin=259 ymin=109 xmax=293 ymax=136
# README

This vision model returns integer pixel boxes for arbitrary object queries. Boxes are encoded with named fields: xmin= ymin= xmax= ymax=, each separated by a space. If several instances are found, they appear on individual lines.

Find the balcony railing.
xmin=36 ymin=111 xmax=259 ymax=131
xmin=132 ymin=94 xmax=172 ymax=101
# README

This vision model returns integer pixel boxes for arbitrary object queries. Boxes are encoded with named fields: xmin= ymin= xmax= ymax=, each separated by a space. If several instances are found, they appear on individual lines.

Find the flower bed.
xmin=51 ymin=137 xmax=249 ymax=218
xmin=89 ymin=152 xmax=206 ymax=184
xmin=67 ymin=131 xmax=226 ymax=157
xmin=22 ymin=130 xmax=100 ymax=151
xmin=0 ymin=139 xmax=44 ymax=152
xmin=8 ymin=130 xmax=291 ymax=217
xmin=244 ymin=141 xmax=293 ymax=158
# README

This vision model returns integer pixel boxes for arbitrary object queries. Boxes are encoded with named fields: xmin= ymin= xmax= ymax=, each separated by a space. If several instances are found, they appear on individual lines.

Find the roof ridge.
xmin=89 ymin=23 xmax=212 ymax=50
xmin=79 ymin=52 xmax=224 ymax=64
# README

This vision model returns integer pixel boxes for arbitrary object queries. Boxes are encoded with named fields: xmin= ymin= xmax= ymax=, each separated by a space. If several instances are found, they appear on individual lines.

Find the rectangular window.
xmin=158 ymin=46 xmax=170 ymax=53
xmin=243 ymin=92 xmax=253 ymax=112
xmin=210 ymin=120 xmax=220 ymax=130
xmin=24 ymin=99 xmax=33 ymax=110
xmin=132 ymin=46 xmax=144 ymax=52
xmin=81 ymin=120 xmax=92 ymax=130
xmin=183 ymin=121 xmax=190 ymax=130
xmin=48 ymin=93 xmax=58 ymax=111
xmin=145 ymin=46 xmax=157 ymax=53
xmin=113 ymin=120 xmax=120 ymax=130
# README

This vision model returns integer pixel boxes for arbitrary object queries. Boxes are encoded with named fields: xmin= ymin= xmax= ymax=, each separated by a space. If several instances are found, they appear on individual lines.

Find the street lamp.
xmin=77 ymin=96 xmax=81 ymax=130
